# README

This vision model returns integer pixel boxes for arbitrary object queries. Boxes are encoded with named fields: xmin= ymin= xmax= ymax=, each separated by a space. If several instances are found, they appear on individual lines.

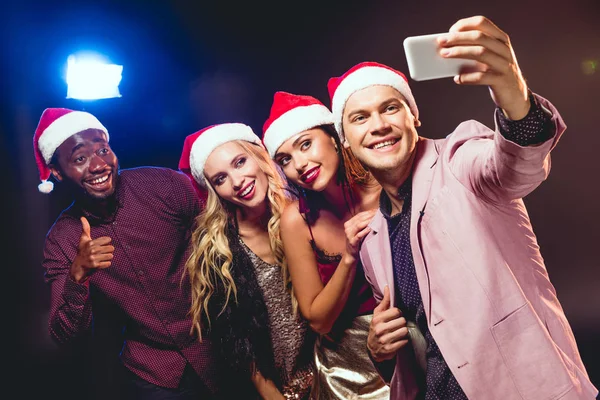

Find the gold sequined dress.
xmin=308 ymin=233 xmax=390 ymax=400
xmin=239 ymin=238 xmax=315 ymax=399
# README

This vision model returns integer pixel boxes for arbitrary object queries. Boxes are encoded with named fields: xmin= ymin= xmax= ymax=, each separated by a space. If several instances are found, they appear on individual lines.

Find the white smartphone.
xmin=403 ymin=33 xmax=478 ymax=81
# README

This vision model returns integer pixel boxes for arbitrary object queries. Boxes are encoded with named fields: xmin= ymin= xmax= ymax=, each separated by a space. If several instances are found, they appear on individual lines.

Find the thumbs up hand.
xmin=70 ymin=217 xmax=115 ymax=283
xmin=79 ymin=215 xmax=92 ymax=243
xmin=367 ymin=286 xmax=410 ymax=362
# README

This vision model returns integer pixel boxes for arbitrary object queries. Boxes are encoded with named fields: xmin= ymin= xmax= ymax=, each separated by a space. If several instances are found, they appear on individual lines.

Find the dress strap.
xmin=304 ymin=215 xmax=317 ymax=243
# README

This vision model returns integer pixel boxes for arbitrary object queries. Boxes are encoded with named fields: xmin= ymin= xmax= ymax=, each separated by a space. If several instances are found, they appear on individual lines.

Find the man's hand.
xmin=70 ymin=217 xmax=114 ymax=283
xmin=367 ymin=286 xmax=410 ymax=362
xmin=438 ymin=15 xmax=530 ymax=120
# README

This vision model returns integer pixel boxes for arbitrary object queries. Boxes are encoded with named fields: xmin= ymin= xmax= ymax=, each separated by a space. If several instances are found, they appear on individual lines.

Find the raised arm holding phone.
xmin=328 ymin=16 xmax=598 ymax=400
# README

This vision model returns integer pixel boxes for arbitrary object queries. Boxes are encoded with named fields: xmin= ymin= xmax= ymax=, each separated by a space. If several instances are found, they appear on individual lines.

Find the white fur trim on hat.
xmin=263 ymin=104 xmax=334 ymax=158
xmin=190 ymin=123 xmax=262 ymax=187
xmin=38 ymin=111 xmax=108 ymax=164
xmin=331 ymin=66 xmax=418 ymax=138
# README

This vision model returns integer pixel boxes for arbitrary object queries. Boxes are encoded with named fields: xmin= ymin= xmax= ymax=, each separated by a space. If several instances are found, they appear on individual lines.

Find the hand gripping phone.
xmin=403 ymin=33 xmax=478 ymax=81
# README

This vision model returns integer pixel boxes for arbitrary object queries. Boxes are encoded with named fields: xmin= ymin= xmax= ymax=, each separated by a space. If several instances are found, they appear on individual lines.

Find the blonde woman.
xmin=179 ymin=123 xmax=315 ymax=399
xmin=262 ymin=92 xmax=390 ymax=399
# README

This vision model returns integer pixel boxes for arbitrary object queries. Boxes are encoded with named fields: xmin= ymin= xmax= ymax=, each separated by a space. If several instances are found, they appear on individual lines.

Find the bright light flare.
xmin=66 ymin=54 xmax=123 ymax=100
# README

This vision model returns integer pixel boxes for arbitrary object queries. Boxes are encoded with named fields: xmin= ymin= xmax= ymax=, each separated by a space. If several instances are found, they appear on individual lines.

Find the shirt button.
xmin=137 ymin=270 xmax=145 ymax=276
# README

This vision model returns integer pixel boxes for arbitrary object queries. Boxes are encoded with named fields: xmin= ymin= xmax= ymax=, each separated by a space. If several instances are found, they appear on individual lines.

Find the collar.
xmin=379 ymin=175 xmax=413 ymax=219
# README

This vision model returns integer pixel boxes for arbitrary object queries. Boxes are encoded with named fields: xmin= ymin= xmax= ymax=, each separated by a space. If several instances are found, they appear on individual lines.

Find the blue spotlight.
xmin=66 ymin=54 xmax=123 ymax=100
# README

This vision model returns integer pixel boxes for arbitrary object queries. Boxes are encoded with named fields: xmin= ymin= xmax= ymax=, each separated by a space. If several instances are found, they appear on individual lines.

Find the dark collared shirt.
xmin=380 ymin=97 xmax=552 ymax=399
xmin=43 ymin=167 xmax=216 ymax=391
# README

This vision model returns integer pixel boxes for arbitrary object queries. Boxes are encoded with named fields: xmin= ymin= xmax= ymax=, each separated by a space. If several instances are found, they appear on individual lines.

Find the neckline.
xmin=309 ymin=239 xmax=342 ymax=264
xmin=238 ymin=235 xmax=278 ymax=267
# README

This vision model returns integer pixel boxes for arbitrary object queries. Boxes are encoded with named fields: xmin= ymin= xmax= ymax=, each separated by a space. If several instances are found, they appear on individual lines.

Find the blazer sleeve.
xmin=443 ymin=94 xmax=566 ymax=204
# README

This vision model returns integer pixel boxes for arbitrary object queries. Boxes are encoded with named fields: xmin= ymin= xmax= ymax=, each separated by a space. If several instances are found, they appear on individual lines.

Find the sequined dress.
xmin=239 ymin=237 xmax=315 ymax=399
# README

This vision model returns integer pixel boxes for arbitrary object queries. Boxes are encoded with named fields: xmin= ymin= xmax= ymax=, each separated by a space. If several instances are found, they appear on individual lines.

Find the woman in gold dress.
xmin=263 ymin=92 xmax=390 ymax=399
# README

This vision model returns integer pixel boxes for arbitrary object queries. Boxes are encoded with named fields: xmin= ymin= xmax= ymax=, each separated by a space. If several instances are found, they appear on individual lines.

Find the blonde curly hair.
xmin=185 ymin=140 xmax=295 ymax=339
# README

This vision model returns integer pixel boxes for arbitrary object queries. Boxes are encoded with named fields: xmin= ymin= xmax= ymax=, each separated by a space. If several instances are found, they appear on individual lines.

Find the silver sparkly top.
xmin=239 ymin=238 xmax=314 ymax=399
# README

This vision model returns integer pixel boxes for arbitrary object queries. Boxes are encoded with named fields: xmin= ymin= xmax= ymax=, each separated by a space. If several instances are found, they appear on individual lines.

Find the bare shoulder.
xmin=280 ymin=200 xmax=306 ymax=232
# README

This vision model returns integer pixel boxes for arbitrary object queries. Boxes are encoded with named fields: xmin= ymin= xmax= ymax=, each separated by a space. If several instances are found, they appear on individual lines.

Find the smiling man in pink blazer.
xmin=327 ymin=16 xmax=598 ymax=400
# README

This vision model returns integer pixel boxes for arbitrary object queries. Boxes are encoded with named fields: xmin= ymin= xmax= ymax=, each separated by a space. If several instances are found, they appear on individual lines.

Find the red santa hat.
xmin=327 ymin=61 xmax=419 ymax=139
xmin=33 ymin=108 xmax=108 ymax=193
xmin=178 ymin=123 xmax=262 ymax=188
xmin=262 ymin=91 xmax=335 ymax=158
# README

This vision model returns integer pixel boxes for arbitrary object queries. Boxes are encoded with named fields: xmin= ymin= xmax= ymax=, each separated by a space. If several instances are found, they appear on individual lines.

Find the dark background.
xmin=2 ymin=0 xmax=598 ymax=398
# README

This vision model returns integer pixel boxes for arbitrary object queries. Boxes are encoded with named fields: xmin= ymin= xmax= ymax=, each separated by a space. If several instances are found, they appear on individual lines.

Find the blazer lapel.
xmin=363 ymin=210 xmax=396 ymax=306
xmin=410 ymin=137 xmax=440 ymax=322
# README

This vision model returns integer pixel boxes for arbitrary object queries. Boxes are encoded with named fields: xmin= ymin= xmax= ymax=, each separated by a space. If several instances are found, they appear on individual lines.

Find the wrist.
xmin=501 ymin=89 xmax=531 ymax=121
xmin=367 ymin=341 xmax=382 ymax=361
xmin=263 ymin=385 xmax=284 ymax=400
xmin=371 ymin=351 xmax=395 ymax=363
xmin=368 ymin=339 xmax=396 ymax=362
xmin=341 ymin=253 xmax=358 ymax=268
xmin=69 ymin=263 xmax=88 ymax=284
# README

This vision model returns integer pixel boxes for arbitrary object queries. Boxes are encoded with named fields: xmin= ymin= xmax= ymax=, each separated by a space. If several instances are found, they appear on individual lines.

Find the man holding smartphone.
xmin=328 ymin=16 xmax=597 ymax=400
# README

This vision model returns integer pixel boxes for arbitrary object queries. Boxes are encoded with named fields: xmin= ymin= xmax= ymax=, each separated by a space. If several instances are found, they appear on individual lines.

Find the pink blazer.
xmin=359 ymin=96 xmax=598 ymax=400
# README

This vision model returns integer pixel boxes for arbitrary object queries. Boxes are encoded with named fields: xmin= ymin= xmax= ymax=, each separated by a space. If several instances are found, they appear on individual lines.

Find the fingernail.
xmin=437 ymin=35 xmax=449 ymax=44
xmin=440 ymin=48 xmax=450 ymax=56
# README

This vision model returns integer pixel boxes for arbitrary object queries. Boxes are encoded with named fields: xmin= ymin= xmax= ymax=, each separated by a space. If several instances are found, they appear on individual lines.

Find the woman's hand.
xmin=252 ymin=371 xmax=285 ymax=400
xmin=343 ymin=209 xmax=377 ymax=264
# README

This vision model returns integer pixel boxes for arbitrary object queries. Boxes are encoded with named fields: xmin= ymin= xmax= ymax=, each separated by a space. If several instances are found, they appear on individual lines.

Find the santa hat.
xmin=178 ymin=123 xmax=262 ymax=188
xmin=327 ymin=61 xmax=419 ymax=139
xmin=262 ymin=91 xmax=335 ymax=158
xmin=33 ymin=108 xmax=108 ymax=193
